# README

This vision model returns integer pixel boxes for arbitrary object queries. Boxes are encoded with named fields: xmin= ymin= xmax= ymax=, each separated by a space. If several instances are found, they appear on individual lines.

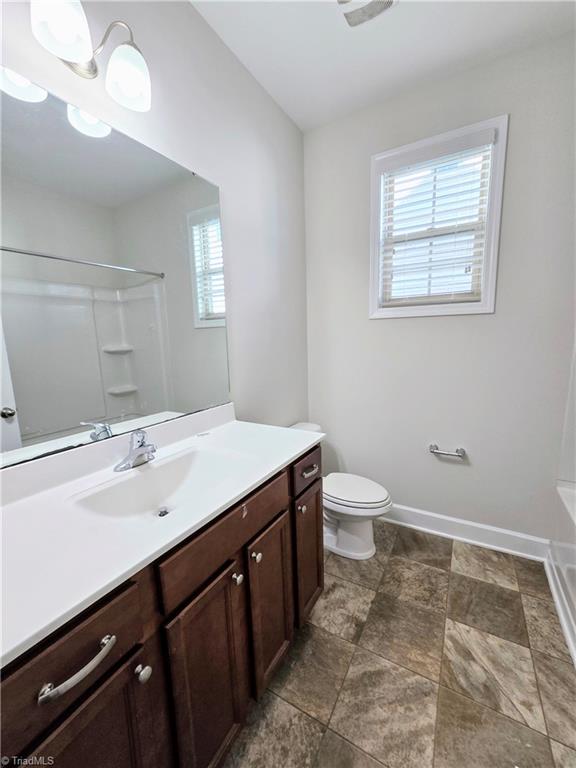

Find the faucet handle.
xmin=81 ymin=421 xmax=112 ymax=440
xmin=130 ymin=429 xmax=147 ymax=449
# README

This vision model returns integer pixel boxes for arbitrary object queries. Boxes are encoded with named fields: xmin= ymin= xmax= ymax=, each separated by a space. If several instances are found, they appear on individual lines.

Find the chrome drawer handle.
xmin=298 ymin=504 xmax=307 ymax=514
xmin=232 ymin=572 xmax=244 ymax=586
xmin=301 ymin=464 xmax=319 ymax=479
xmin=37 ymin=634 xmax=117 ymax=705
xmin=251 ymin=552 xmax=263 ymax=564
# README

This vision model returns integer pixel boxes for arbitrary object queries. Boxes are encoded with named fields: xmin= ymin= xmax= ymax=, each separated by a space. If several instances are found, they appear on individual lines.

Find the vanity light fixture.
xmin=30 ymin=2 xmax=151 ymax=112
xmin=30 ymin=0 xmax=93 ymax=64
xmin=0 ymin=66 xmax=48 ymax=103
xmin=66 ymin=104 xmax=112 ymax=138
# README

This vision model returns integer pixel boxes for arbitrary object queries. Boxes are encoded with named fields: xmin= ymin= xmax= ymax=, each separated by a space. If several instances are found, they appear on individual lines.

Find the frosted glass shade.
xmin=30 ymin=0 xmax=93 ymax=64
xmin=105 ymin=43 xmax=151 ymax=112
xmin=66 ymin=104 xmax=111 ymax=138
xmin=0 ymin=67 xmax=48 ymax=103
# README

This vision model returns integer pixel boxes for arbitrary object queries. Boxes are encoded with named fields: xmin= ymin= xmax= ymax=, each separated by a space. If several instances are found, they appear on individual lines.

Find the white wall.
xmin=305 ymin=38 xmax=575 ymax=539
xmin=1 ymin=0 xmax=308 ymax=427
xmin=1 ymin=174 xmax=118 ymax=287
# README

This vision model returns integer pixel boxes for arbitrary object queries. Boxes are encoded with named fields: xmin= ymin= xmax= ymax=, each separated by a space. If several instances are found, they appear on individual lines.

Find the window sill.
xmin=194 ymin=318 xmax=226 ymax=329
xmin=369 ymin=299 xmax=495 ymax=319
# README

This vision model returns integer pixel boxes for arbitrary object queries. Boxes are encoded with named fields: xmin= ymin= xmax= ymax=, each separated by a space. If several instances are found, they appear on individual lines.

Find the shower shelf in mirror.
xmin=107 ymin=385 xmax=138 ymax=396
xmin=102 ymin=344 xmax=134 ymax=354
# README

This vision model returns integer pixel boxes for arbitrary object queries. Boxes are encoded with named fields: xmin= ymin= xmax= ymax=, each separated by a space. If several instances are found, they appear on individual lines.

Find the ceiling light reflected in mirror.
xmin=66 ymin=104 xmax=112 ymax=138
xmin=0 ymin=66 xmax=47 ymax=103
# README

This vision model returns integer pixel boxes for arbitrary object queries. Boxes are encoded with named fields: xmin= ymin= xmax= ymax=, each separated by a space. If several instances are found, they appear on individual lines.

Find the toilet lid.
xmin=323 ymin=473 xmax=390 ymax=508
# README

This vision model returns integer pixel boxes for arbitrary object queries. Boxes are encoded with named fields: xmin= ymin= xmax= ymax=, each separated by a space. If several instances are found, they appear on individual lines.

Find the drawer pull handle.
xmin=251 ymin=552 xmax=263 ymax=564
xmin=37 ymin=634 xmax=117 ymax=705
xmin=134 ymin=664 xmax=153 ymax=684
xmin=232 ymin=572 xmax=244 ymax=586
xmin=301 ymin=464 xmax=319 ymax=480
xmin=298 ymin=504 xmax=308 ymax=514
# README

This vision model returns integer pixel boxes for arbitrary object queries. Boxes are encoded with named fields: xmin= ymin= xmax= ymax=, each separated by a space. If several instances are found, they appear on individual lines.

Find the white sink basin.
xmin=72 ymin=448 xmax=256 ymax=519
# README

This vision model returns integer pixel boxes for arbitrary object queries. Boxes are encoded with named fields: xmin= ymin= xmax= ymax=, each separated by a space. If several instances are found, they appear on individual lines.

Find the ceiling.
xmin=194 ymin=0 xmax=575 ymax=130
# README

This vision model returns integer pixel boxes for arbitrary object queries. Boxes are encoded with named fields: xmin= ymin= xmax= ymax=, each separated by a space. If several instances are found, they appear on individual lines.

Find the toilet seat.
xmin=323 ymin=473 xmax=390 ymax=509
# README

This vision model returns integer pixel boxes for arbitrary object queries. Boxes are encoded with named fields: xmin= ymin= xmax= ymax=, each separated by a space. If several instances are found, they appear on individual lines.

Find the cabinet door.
xmin=27 ymin=643 xmax=170 ymax=768
xmin=166 ymin=559 xmax=249 ymax=768
xmin=294 ymin=480 xmax=324 ymax=626
xmin=247 ymin=510 xmax=294 ymax=698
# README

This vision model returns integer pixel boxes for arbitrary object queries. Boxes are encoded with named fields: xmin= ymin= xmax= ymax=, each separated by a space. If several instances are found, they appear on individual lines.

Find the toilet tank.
xmin=290 ymin=422 xmax=322 ymax=433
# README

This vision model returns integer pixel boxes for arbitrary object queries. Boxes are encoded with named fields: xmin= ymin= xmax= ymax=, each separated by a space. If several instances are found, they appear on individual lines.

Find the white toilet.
xmin=291 ymin=423 xmax=392 ymax=560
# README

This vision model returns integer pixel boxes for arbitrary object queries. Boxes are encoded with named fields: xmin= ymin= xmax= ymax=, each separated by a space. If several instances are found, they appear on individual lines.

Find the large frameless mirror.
xmin=0 ymin=87 xmax=230 ymax=468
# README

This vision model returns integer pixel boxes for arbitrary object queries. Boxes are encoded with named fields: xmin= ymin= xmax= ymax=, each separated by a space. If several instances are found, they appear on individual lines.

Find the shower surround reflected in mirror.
xmin=0 ymin=90 xmax=230 ymax=468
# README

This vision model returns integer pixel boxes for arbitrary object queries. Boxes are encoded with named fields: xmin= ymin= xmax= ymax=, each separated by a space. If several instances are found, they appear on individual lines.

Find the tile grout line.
xmin=431 ymin=539 xmax=453 ymax=767
xmin=319 ymin=524 xmax=399 ymax=768
xmin=528 ymin=641 xmax=557 ymax=765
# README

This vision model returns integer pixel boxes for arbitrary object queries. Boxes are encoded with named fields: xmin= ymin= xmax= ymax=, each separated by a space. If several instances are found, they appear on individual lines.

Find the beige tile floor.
xmin=224 ymin=521 xmax=576 ymax=768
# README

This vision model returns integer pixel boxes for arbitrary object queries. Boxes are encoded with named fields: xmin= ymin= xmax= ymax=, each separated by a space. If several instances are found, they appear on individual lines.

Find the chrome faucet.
xmin=114 ymin=429 xmax=156 ymax=472
xmin=81 ymin=421 xmax=113 ymax=441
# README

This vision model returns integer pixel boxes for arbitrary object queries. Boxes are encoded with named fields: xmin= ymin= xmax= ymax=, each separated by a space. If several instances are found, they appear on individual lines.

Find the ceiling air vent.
xmin=338 ymin=0 xmax=397 ymax=27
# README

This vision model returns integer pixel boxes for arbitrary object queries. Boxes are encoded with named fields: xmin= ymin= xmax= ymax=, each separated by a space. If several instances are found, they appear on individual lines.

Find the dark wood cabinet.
xmin=2 ymin=449 xmax=323 ymax=768
xmin=166 ymin=559 xmax=249 ymax=768
xmin=27 ymin=637 xmax=173 ymax=768
xmin=293 ymin=479 xmax=324 ymax=626
xmin=247 ymin=510 xmax=294 ymax=698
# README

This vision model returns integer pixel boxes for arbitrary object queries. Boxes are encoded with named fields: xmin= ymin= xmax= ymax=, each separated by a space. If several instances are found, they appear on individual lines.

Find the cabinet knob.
xmin=298 ymin=505 xmax=307 ymax=514
xmin=1 ymin=407 xmax=16 ymax=419
xmin=232 ymin=572 xmax=244 ymax=586
xmin=251 ymin=552 xmax=263 ymax=564
xmin=241 ymin=504 xmax=248 ymax=519
xmin=134 ymin=664 xmax=153 ymax=684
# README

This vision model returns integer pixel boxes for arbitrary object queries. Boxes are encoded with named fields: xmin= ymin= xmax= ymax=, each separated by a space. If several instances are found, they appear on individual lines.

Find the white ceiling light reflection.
xmin=0 ymin=67 xmax=48 ymax=103
xmin=30 ymin=0 xmax=93 ymax=64
xmin=105 ymin=43 xmax=151 ymax=112
xmin=66 ymin=104 xmax=111 ymax=138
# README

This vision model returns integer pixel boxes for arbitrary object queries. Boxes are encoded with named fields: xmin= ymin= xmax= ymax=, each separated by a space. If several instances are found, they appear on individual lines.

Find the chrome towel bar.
xmin=429 ymin=444 xmax=466 ymax=459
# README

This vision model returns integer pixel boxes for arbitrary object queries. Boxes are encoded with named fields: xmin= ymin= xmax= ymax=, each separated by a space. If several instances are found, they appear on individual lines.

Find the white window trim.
xmin=369 ymin=115 xmax=508 ymax=320
xmin=187 ymin=205 xmax=226 ymax=329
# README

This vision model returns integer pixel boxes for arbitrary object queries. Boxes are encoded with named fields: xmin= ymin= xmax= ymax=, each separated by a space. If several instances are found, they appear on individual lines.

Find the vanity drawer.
xmin=1 ymin=582 xmax=143 ymax=757
xmin=158 ymin=471 xmax=290 ymax=615
xmin=291 ymin=446 xmax=322 ymax=498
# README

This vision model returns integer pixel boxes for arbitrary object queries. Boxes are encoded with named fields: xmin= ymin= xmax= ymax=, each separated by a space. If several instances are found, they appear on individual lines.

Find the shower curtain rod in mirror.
xmin=0 ymin=245 xmax=165 ymax=279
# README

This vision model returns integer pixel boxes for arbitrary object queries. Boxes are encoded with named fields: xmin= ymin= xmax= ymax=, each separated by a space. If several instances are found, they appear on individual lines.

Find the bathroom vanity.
xmin=0 ymin=416 xmax=323 ymax=767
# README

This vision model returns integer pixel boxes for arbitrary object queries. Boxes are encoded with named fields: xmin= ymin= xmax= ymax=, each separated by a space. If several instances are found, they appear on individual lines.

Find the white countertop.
xmin=1 ymin=418 xmax=323 ymax=667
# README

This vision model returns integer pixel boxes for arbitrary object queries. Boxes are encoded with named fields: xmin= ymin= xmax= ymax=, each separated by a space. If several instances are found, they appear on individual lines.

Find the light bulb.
xmin=30 ymin=0 xmax=93 ymax=64
xmin=105 ymin=43 xmax=151 ymax=112
xmin=0 ymin=66 xmax=48 ymax=103
xmin=66 ymin=104 xmax=111 ymax=138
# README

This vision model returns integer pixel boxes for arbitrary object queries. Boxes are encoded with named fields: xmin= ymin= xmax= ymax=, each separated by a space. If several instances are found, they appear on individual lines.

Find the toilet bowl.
xmin=290 ymin=423 xmax=392 ymax=560
xmin=323 ymin=472 xmax=392 ymax=559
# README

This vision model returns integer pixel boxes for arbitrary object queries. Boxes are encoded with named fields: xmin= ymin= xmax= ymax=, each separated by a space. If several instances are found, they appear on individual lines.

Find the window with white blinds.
xmin=188 ymin=206 xmax=226 ymax=327
xmin=370 ymin=116 xmax=507 ymax=319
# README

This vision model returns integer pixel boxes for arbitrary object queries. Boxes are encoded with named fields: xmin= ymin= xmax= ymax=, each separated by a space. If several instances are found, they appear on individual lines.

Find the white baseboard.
xmin=387 ymin=503 xmax=549 ymax=560
xmin=386 ymin=503 xmax=576 ymax=666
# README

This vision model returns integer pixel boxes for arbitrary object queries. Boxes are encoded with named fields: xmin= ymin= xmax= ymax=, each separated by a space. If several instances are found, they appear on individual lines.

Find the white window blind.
xmin=370 ymin=116 xmax=507 ymax=319
xmin=381 ymin=144 xmax=491 ymax=306
xmin=189 ymin=209 xmax=225 ymax=326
